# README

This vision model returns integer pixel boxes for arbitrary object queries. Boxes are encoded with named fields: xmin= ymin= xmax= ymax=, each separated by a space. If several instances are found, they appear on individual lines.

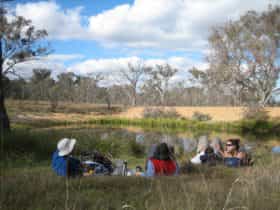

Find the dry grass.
xmin=116 ymin=106 xmax=280 ymax=122
xmin=7 ymin=100 xmax=280 ymax=123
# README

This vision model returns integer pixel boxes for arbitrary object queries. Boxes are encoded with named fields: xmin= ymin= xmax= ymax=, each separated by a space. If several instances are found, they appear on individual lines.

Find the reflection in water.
xmin=182 ymin=138 xmax=197 ymax=152
xmin=93 ymin=128 xmax=202 ymax=154
xmin=46 ymin=125 xmax=274 ymax=156
xmin=135 ymin=134 xmax=145 ymax=144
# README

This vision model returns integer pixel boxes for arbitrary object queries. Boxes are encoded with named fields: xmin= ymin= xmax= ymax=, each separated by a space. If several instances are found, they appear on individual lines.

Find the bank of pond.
xmin=2 ymin=125 xmax=279 ymax=170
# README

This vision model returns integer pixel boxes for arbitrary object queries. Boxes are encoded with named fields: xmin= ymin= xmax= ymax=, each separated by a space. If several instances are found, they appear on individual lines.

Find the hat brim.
xmin=58 ymin=139 xmax=76 ymax=156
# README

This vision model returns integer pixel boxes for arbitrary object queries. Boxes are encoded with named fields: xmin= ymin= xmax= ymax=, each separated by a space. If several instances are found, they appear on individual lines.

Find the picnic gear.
xmin=82 ymin=160 xmax=111 ymax=175
xmin=80 ymin=151 xmax=114 ymax=174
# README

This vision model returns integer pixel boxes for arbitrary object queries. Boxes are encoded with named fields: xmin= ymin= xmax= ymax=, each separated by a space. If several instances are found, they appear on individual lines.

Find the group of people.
xmin=190 ymin=136 xmax=252 ymax=167
xmin=51 ymin=136 xmax=252 ymax=178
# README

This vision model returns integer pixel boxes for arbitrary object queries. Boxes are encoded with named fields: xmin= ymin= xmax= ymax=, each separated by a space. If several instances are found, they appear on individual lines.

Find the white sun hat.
xmin=57 ymin=138 xmax=77 ymax=156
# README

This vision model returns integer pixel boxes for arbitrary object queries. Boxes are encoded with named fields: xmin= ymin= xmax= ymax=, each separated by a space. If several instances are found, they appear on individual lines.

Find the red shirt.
xmin=150 ymin=158 xmax=177 ymax=176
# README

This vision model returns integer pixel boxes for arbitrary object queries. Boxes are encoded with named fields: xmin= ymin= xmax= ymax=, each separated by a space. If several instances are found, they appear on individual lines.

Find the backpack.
xmin=80 ymin=151 xmax=114 ymax=173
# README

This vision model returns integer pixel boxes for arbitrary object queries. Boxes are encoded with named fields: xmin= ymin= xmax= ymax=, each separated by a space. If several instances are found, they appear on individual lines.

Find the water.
xmin=45 ymin=125 xmax=277 ymax=159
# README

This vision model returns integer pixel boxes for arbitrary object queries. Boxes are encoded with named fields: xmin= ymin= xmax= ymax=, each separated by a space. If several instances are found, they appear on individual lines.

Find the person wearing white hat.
xmin=52 ymin=138 xmax=83 ymax=177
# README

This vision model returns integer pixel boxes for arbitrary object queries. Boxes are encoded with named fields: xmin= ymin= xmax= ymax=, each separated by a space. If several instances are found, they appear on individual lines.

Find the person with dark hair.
xmin=197 ymin=137 xmax=224 ymax=166
xmin=222 ymin=139 xmax=246 ymax=167
xmin=145 ymin=143 xmax=179 ymax=177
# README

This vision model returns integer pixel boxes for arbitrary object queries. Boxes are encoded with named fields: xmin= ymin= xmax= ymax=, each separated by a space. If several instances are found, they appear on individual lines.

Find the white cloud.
xmin=6 ymin=53 xmax=84 ymax=79
xmin=14 ymin=0 xmax=279 ymax=50
xmin=87 ymin=0 xmax=279 ymax=50
xmin=67 ymin=56 xmax=208 ymax=85
xmin=15 ymin=1 xmax=89 ymax=40
xmin=8 ymin=54 xmax=208 ymax=87
xmin=8 ymin=60 xmax=67 ymax=80
xmin=45 ymin=54 xmax=85 ymax=62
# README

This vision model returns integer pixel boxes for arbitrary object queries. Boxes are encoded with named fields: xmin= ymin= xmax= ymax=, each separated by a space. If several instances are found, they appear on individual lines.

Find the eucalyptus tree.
xmin=30 ymin=68 xmax=54 ymax=101
xmin=119 ymin=61 xmax=150 ymax=106
xmin=0 ymin=1 xmax=49 ymax=131
xmin=144 ymin=64 xmax=178 ymax=105
xmin=207 ymin=5 xmax=280 ymax=107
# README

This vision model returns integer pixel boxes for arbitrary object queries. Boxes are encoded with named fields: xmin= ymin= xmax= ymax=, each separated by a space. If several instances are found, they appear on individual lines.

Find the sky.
xmin=6 ymin=0 xmax=280 ymax=87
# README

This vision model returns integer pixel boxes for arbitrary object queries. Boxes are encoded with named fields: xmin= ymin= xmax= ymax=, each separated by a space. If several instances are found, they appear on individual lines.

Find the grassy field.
xmin=1 ymin=160 xmax=280 ymax=210
xmin=1 ymin=128 xmax=280 ymax=210
xmin=1 ymin=100 xmax=280 ymax=210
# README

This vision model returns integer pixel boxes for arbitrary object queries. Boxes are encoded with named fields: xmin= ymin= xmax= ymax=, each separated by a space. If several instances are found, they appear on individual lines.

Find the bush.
xmin=143 ymin=107 xmax=180 ymax=119
xmin=129 ymin=140 xmax=145 ymax=157
xmin=192 ymin=111 xmax=212 ymax=121
xmin=243 ymin=106 xmax=269 ymax=121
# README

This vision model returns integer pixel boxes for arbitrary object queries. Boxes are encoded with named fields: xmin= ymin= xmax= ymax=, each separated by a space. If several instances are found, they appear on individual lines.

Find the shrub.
xmin=129 ymin=140 xmax=145 ymax=157
xmin=143 ymin=107 xmax=180 ymax=119
xmin=243 ymin=106 xmax=269 ymax=121
xmin=192 ymin=111 xmax=212 ymax=121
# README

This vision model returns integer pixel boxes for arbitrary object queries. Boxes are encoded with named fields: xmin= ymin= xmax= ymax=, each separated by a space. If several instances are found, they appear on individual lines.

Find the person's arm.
xmin=237 ymin=152 xmax=247 ymax=165
xmin=175 ymin=161 xmax=180 ymax=175
xmin=145 ymin=160 xmax=155 ymax=177
xmin=190 ymin=152 xmax=203 ymax=164
xmin=237 ymin=151 xmax=246 ymax=159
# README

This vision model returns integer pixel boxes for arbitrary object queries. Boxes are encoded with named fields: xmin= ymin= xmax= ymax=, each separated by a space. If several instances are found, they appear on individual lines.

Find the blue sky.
xmin=8 ymin=0 xmax=280 ymax=90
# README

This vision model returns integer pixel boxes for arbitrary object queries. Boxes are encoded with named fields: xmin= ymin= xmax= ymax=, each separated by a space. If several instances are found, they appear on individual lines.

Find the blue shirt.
xmin=52 ymin=150 xmax=82 ymax=177
xmin=224 ymin=157 xmax=241 ymax=167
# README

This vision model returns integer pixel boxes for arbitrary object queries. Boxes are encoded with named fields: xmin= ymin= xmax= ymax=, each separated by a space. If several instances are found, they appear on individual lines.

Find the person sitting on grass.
xmin=210 ymin=137 xmax=224 ymax=159
xmin=190 ymin=136 xmax=209 ymax=165
xmin=145 ymin=144 xmax=157 ymax=171
xmin=222 ymin=139 xmax=247 ymax=167
xmin=52 ymin=138 xmax=83 ymax=177
xmin=198 ymin=137 xmax=225 ymax=166
xmin=146 ymin=143 xmax=179 ymax=177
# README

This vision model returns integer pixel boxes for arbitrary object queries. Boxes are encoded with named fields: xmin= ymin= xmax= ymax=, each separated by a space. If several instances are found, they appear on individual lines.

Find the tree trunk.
xmin=133 ymin=87 xmax=137 ymax=107
xmin=0 ymin=59 xmax=11 ymax=133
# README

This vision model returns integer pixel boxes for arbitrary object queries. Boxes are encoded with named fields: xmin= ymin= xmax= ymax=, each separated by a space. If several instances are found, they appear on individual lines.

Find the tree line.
xmin=5 ymin=62 xmax=279 ymax=109
xmin=1 ymin=1 xmax=279 ymax=132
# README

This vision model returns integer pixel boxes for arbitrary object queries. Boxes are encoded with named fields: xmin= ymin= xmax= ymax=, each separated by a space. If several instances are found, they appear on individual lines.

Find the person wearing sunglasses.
xmin=223 ymin=139 xmax=246 ymax=167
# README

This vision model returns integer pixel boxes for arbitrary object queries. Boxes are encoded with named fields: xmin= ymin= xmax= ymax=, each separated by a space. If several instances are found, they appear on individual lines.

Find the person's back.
xmin=146 ymin=143 xmax=178 ymax=176
xmin=149 ymin=158 xmax=177 ymax=175
xmin=52 ymin=150 xmax=67 ymax=176
xmin=51 ymin=138 xmax=82 ymax=177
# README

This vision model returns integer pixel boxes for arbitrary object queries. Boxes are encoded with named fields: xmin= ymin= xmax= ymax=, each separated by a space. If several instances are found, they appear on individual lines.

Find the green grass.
xmin=13 ymin=117 xmax=280 ymax=139
xmin=1 ymin=122 xmax=280 ymax=210
xmin=0 ymin=127 xmax=148 ymax=169
xmin=1 ymin=158 xmax=280 ymax=210
xmin=87 ymin=117 xmax=280 ymax=139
